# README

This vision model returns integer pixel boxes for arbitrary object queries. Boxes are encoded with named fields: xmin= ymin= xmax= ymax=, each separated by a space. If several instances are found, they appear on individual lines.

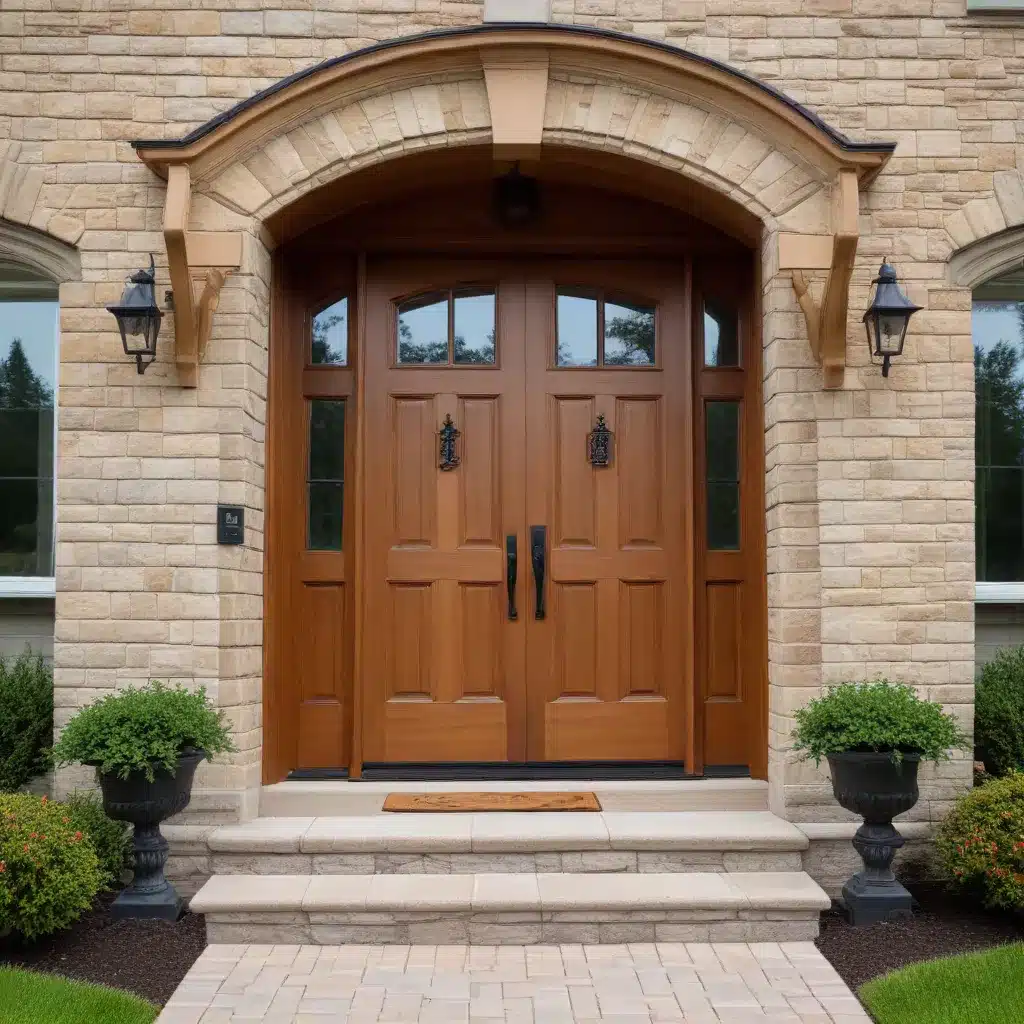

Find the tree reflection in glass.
xmin=312 ymin=297 xmax=348 ymax=365
xmin=605 ymin=300 xmax=655 ymax=365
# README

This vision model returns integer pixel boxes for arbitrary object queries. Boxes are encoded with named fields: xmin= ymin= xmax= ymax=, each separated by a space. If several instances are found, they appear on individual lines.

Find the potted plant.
xmin=792 ymin=680 xmax=969 ymax=925
xmin=53 ymin=682 xmax=234 ymax=920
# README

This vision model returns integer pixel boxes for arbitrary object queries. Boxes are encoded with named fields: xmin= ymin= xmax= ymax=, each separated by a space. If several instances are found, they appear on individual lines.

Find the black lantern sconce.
xmin=494 ymin=164 xmax=540 ymax=228
xmin=107 ymin=255 xmax=163 ymax=374
xmin=862 ymin=261 xmax=920 ymax=378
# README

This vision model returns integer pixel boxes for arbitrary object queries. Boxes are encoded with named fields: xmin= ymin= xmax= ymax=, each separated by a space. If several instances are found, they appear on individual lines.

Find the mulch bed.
xmin=817 ymin=881 xmax=1024 ymax=992
xmin=0 ymin=892 xmax=206 ymax=1006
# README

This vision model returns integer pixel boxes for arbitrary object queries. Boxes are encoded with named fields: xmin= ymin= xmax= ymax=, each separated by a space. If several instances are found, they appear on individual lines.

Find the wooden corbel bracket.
xmin=164 ymin=164 xmax=242 ymax=387
xmin=780 ymin=169 xmax=860 ymax=390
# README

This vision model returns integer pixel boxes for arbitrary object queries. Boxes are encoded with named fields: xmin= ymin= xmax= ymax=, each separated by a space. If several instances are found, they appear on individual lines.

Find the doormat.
xmin=382 ymin=791 xmax=602 ymax=812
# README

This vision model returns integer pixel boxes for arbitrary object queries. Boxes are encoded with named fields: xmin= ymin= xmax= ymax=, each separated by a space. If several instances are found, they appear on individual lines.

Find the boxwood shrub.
xmin=792 ymin=680 xmax=969 ymax=765
xmin=53 ymin=682 xmax=234 ymax=782
xmin=63 ymin=792 xmax=131 ymax=888
xmin=0 ymin=652 xmax=53 ymax=792
xmin=937 ymin=773 xmax=1024 ymax=911
xmin=975 ymin=645 xmax=1024 ymax=777
xmin=0 ymin=793 xmax=103 ymax=940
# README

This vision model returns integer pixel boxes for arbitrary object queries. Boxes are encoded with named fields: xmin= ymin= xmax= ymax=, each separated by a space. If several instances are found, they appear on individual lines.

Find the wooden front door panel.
xmin=524 ymin=267 xmax=691 ymax=763
xmin=362 ymin=264 xmax=527 ymax=763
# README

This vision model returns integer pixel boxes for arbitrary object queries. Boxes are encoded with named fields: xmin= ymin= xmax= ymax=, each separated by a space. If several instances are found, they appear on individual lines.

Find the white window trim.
xmin=0 ymin=576 xmax=55 ymax=598
xmin=968 ymin=0 xmax=1024 ymax=9
xmin=976 ymin=582 xmax=1024 ymax=603
xmin=0 ymin=295 xmax=59 ymax=598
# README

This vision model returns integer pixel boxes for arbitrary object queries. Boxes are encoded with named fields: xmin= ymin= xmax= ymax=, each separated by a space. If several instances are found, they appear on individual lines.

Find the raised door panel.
xmin=392 ymin=398 xmax=436 ymax=546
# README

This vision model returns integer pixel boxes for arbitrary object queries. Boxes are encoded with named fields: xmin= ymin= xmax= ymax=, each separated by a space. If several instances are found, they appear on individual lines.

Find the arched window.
xmin=0 ymin=258 xmax=58 ymax=592
xmin=974 ymin=266 xmax=1024 ymax=601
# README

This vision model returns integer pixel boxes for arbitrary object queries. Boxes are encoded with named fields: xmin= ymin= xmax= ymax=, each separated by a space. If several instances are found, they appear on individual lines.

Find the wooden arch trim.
xmin=133 ymin=25 xmax=894 ymax=186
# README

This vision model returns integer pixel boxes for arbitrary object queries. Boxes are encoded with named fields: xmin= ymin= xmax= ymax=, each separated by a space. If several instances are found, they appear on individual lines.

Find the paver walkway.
xmin=156 ymin=942 xmax=870 ymax=1023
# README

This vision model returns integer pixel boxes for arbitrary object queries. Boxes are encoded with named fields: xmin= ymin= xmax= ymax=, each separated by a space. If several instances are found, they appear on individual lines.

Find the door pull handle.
xmin=506 ymin=534 xmax=518 ymax=620
xmin=530 ymin=525 xmax=547 ymax=620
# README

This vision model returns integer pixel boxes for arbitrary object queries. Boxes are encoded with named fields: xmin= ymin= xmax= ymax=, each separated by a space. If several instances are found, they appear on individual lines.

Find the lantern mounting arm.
xmin=779 ymin=169 xmax=860 ymax=390
xmin=164 ymin=165 xmax=242 ymax=387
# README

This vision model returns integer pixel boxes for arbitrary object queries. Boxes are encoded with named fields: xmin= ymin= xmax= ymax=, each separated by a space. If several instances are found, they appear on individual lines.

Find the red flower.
xmin=73 ymin=831 xmax=83 ymax=842
xmin=0 ymin=862 xmax=5 ymax=873
xmin=22 ymin=844 xmax=28 ymax=853
xmin=39 ymin=796 xmax=46 ymax=805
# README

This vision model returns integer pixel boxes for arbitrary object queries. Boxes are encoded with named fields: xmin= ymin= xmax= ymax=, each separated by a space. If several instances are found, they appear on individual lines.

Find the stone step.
xmin=191 ymin=870 xmax=830 ymax=945
xmin=259 ymin=778 xmax=769 ymax=817
xmin=167 ymin=811 xmax=809 ymax=887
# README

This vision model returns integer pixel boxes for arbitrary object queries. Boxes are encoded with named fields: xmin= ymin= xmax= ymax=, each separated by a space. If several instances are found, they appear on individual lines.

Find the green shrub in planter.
xmin=792 ymin=680 xmax=969 ymax=764
xmin=0 ymin=652 xmax=53 ymax=792
xmin=53 ymin=683 xmax=234 ymax=781
xmin=975 ymin=645 xmax=1024 ymax=777
xmin=936 ymin=773 xmax=1024 ymax=911
xmin=63 ymin=792 xmax=131 ymax=888
xmin=0 ymin=793 xmax=104 ymax=940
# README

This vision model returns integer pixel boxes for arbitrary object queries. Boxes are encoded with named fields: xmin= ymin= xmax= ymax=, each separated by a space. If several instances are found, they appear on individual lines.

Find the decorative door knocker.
xmin=587 ymin=414 xmax=613 ymax=467
xmin=438 ymin=413 xmax=460 ymax=471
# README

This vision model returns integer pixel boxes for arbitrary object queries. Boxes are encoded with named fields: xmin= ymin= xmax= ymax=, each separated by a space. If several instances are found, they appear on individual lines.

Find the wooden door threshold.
xmin=284 ymin=761 xmax=743 ymax=781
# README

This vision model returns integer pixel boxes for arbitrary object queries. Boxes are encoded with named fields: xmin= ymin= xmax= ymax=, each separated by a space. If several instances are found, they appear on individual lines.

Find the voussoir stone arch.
xmin=946 ymin=170 xmax=1024 ymax=287
xmin=133 ymin=25 xmax=894 ymax=237
xmin=0 ymin=216 xmax=81 ymax=286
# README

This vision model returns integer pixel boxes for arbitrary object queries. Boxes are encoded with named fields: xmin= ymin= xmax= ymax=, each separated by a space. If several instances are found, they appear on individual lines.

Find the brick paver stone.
xmin=156 ymin=943 xmax=870 ymax=1022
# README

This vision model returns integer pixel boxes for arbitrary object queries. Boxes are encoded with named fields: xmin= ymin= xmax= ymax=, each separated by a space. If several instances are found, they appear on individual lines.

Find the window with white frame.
xmin=974 ymin=268 xmax=1024 ymax=600
xmin=0 ymin=260 xmax=57 ymax=591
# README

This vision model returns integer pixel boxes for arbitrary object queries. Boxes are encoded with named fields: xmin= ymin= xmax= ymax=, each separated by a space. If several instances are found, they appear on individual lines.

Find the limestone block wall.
xmin=0 ymin=0 xmax=1005 ymax=823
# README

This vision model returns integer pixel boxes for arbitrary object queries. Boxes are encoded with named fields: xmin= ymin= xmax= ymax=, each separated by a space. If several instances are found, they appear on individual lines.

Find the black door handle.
xmin=506 ymin=534 xmax=518 ymax=620
xmin=530 ymin=525 xmax=546 ymax=620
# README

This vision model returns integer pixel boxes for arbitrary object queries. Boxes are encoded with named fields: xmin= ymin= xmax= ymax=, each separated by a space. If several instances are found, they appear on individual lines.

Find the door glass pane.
xmin=604 ymin=299 xmax=655 ymax=366
xmin=397 ymin=292 xmax=448 ymax=364
xmin=308 ymin=399 xmax=345 ymax=550
xmin=0 ymin=297 xmax=57 ymax=577
xmin=453 ymin=288 xmax=496 ymax=365
xmin=704 ymin=299 xmax=739 ymax=367
xmin=556 ymin=290 xmax=598 ymax=367
xmin=706 ymin=401 xmax=740 ymax=550
xmin=311 ymin=297 xmax=348 ymax=365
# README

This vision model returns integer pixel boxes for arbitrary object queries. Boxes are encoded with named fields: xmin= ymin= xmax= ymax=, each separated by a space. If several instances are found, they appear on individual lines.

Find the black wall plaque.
xmin=217 ymin=505 xmax=244 ymax=545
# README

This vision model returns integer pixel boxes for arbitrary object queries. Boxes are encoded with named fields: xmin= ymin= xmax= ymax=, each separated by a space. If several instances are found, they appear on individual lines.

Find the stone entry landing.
xmin=156 ymin=941 xmax=870 ymax=1023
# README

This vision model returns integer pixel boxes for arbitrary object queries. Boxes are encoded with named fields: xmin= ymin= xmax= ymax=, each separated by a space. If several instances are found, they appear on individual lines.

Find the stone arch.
xmin=945 ymin=171 xmax=1024 ymax=287
xmin=0 ymin=216 xmax=81 ymax=286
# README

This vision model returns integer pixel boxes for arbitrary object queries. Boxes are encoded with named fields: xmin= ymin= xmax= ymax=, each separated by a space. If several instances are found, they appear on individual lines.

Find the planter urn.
xmin=827 ymin=750 xmax=920 ymax=926
xmin=95 ymin=748 xmax=204 ymax=921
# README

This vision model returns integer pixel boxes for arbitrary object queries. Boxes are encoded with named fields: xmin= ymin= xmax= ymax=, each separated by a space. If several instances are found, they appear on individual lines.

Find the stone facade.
xmin=1 ymin=0 xmax=1008 ymax=827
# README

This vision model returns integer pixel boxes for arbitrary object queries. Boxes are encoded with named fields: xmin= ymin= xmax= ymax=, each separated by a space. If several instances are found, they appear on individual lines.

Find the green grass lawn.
xmin=0 ymin=967 xmax=158 ymax=1024
xmin=859 ymin=943 xmax=1024 ymax=1024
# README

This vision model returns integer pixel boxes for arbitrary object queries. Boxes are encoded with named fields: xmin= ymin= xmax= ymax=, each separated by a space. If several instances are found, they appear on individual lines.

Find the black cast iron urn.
xmin=96 ymin=748 xmax=205 ymax=920
xmin=827 ymin=750 xmax=920 ymax=925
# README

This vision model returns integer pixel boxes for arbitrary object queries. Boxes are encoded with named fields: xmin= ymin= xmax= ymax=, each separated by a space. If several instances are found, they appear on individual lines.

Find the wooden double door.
xmin=362 ymin=260 xmax=688 ymax=764
xmin=266 ymin=250 xmax=765 ymax=779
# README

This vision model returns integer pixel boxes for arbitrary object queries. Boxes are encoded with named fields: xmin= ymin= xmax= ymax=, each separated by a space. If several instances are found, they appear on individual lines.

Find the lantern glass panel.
xmin=878 ymin=313 xmax=907 ymax=355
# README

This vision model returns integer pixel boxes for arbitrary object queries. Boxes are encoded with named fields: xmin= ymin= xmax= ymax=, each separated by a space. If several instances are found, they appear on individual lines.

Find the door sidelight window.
xmin=307 ymin=399 xmax=346 ymax=550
